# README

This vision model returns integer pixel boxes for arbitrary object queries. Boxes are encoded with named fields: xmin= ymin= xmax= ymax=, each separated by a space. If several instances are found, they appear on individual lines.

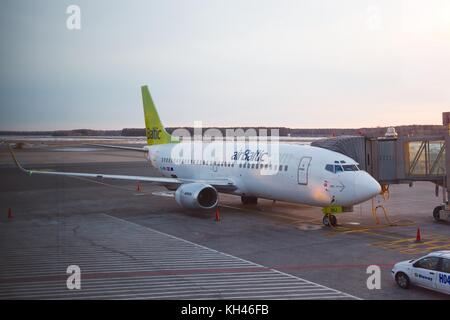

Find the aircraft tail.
xmin=141 ymin=85 xmax=176 ymax=145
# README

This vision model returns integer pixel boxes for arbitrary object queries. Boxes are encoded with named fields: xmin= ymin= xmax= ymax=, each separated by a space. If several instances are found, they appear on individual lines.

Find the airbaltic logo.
xmin=231 ymin=149 xmax=268 ymax=162
xmin=147 ymin=127 xmax=162 ymax=140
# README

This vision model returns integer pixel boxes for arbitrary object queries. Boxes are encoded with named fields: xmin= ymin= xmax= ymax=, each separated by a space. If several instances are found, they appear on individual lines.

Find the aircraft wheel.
xmin=433 ymin=205 xmax=444 ymax=222
xmin=323 ymin=215 xmax=337 ymax=227
xmin=241 ymin=196 xmax=258 ymax=205
xmin=329 ymin=215 xmax=337 ymax=226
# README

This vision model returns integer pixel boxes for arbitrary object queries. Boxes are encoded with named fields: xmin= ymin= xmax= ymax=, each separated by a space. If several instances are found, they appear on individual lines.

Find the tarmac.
xmin=0 ymin=143 xmax=449 ymax=300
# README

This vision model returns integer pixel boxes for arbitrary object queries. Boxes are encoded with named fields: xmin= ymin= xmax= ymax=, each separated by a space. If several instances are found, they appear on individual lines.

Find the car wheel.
xmin=395 ymin=272 xmax=410 ymax=289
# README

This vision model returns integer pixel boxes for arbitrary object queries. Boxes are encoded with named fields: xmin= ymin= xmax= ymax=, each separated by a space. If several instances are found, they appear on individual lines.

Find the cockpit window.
xmin=326 ymin=164 xmax=360 ymax=173
xmin=343 ymin=164 xmax=359 ymax=171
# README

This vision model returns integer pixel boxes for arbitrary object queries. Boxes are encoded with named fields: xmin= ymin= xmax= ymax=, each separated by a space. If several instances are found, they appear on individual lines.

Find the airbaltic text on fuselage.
xmin=231 ymin=149 xmax=268 ymax=162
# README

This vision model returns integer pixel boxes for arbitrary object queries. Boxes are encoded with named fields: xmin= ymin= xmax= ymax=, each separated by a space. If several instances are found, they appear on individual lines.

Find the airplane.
xmin=9 ymin=85 xmax=381 ymax=226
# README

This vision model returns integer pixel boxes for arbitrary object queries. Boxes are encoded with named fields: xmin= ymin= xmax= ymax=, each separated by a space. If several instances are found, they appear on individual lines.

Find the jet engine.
xmin=174 ymin=183 xmax=218 ymax=210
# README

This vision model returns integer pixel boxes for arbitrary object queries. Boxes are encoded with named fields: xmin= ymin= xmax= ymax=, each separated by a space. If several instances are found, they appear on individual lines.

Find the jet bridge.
xmin=311 ymin=112 xmax=450 ymax=222
xmin=313 ymin=134 xmax=445 ymax=183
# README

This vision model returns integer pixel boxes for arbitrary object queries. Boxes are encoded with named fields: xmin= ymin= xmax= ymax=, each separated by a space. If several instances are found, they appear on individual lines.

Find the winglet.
xmin=8 ymin=144 xmax=30 ymax=174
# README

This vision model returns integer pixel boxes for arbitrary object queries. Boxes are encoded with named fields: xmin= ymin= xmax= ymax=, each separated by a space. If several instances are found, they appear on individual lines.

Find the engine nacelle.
xmin=174 ymin=183 xmax=218 ymax=210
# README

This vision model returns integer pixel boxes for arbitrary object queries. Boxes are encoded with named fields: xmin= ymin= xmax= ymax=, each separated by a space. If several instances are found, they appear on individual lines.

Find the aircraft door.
xmin=298 ymin=157 xmax=312 ymax=185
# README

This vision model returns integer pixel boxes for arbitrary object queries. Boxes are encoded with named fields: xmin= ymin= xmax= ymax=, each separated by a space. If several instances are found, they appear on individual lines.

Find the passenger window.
xmin=441 ymin=259 xmax=450 ymax=273
xmin=413 ymin=257 xmax=440 ymax=270
xmin=334 ymin=165 xmax=343 ymax=173
xmin=325 ymin=164 xmax=334 ymax=173
xmin=279 ymin=165 xmax=283 ymax=171
xmin=284 ymin=165 xmax=288 ymax=171
xmin=251 ymin=164 xmax=255 ymax=169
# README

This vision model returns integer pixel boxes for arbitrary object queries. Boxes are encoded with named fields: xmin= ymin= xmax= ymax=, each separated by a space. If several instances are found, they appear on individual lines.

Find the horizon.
xmin=1 ymin=1 xmax=450 ymax=131
xmin=0 ymin=122 xmax=445 ymax=133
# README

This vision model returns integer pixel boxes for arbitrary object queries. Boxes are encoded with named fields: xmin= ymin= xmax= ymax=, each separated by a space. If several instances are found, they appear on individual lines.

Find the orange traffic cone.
xmin=7 ymin=208 xmax=12 ymax=219
xmin=136 ymin=182 xmax=141 ymax=192
xmin=215 ymin=207 xmax=220 ymax=222
xmin=415 ymin=227 xmax=422 ymax=242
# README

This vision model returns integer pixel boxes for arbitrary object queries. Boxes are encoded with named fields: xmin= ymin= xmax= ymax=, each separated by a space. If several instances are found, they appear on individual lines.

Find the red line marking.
xmin=271 ymin=263 xmax=396 ymax=271
xmin=0 ymin=266 xmax=269 ymax=285
xmin=0 ymin=263 xmax=397 ymax=285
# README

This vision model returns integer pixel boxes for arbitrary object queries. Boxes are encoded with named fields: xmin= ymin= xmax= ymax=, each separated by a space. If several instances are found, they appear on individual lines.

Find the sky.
xmin=1 ymin=0 xmax=449 ymax=130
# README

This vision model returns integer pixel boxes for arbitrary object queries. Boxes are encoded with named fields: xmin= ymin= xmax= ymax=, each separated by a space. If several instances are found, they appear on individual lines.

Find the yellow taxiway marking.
xmin=371 ymin=234 xmax=450 ymax=254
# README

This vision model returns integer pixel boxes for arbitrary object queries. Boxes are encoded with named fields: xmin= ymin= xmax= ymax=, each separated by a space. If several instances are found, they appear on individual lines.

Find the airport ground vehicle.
xmin=392 ymin=251 xmax=450 ymax=295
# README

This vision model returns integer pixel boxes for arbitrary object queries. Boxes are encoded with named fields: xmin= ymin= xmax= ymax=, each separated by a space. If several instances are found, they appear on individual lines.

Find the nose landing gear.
xmin=322 ymin=206 xmax=342 ymax=227
xmin=323 ymin=214 xmax=337 ymax=227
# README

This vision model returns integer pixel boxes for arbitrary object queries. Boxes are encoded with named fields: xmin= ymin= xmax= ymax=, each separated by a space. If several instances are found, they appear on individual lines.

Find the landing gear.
xmin=323 ymin=214 xmax=337 ymax=227
xmin=241 ymin=196 xmax=258 ymax=205
xmin=433 ymin=205 xmax=444 ymax=222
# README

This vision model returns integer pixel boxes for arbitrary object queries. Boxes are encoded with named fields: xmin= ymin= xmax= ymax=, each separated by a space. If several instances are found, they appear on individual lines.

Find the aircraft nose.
xmin=355 ymin=172 xmax=381 ymax=202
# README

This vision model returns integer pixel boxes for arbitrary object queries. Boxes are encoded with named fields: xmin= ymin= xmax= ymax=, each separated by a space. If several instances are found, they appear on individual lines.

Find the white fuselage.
xmin=146 ymin=142 xmax=381 ymax=207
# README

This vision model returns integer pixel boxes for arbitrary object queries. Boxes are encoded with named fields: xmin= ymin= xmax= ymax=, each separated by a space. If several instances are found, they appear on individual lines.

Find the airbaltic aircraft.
xmin=10 ymin=86 xmax=381 ymax=226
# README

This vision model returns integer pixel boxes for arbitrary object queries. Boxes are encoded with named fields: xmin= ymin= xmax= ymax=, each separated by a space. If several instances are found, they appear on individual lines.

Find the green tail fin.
xmin=141 ymin=85 xmax=176 ymax=145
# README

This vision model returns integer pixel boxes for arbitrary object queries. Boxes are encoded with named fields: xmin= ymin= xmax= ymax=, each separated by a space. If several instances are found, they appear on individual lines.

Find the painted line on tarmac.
xmin=105 ymin=213 xmax=361 ymax=300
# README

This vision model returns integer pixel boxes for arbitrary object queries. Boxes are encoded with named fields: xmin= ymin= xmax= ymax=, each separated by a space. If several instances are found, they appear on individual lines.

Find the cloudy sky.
xmin=1 ymin=0 xmax=449 ymax=130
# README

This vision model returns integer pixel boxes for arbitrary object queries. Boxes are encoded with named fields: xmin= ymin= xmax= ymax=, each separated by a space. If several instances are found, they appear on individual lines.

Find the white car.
xmin=392 ymin=250 xmax=450 ymax=295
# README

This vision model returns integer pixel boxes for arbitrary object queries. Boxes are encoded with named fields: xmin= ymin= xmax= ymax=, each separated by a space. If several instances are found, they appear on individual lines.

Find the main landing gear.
xmin=323 ymin=214 xmax=337 ymax=227
xmin=241 ymin=196 xmax=258 ymax=205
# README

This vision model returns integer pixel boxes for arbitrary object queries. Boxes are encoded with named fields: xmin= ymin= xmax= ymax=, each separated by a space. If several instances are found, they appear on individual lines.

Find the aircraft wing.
xmin=8 ymin=146 xmax=236 ymax=191
xmin=87 ymin=144 xmax=148 ymax=152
